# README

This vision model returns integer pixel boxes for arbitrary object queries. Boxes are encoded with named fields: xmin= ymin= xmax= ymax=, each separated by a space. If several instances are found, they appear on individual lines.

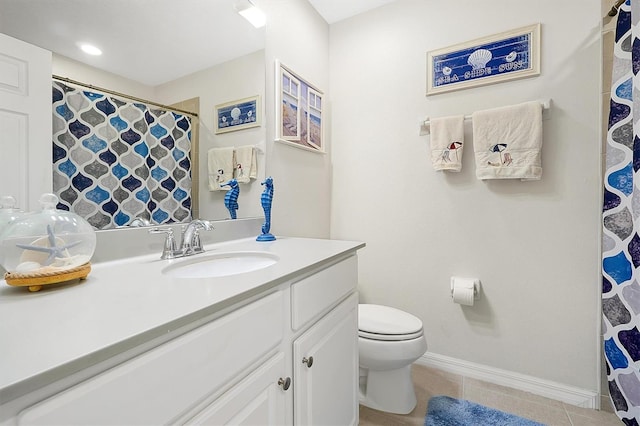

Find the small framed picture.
xmin=215 ymin=95 xmax=261 ymax=134
xmin=275 ymin=60 xmax=324 ymax=153
xmin=426 ymin=24 xmax=540 ymax=96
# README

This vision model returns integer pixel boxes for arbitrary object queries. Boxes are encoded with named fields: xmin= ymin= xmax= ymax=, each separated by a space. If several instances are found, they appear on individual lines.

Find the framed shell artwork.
xmin=426 ymin=24 xmax=540 ymax=96
xmin=215 ymin=95 xmax=261 ymax=134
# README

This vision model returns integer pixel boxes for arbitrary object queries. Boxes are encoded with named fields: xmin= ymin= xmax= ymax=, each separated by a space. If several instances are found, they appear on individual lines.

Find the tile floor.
xmin=358 ymin=364 xmax=622 ymax=426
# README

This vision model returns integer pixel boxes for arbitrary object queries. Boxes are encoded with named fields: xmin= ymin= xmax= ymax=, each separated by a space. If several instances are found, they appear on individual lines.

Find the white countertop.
xmin=0 ymin=236 xmax=364 ymax=403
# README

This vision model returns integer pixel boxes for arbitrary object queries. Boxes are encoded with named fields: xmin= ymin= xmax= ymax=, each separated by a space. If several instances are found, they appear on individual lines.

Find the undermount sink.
xmin=162 ymin=251 xmax=279 ymax=279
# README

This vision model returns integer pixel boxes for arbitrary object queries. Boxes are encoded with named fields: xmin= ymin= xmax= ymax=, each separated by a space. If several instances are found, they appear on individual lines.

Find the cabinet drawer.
xmin=291 ymin=255 xmax=357 ymax=330
xmin=18 ymin=291 xmax=284 ymax=425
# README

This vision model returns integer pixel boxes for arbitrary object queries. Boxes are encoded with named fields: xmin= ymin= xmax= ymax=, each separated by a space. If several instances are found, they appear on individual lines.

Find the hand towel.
xmin=429 ymin=115 xmax=465 ymax=172
xmin=234 ymin=145 xmax=257 ymax=184
xmin=207 ymin=147 xmax=235 ymax=191
xmin=472 ymin=101 xmax=542 ymax=180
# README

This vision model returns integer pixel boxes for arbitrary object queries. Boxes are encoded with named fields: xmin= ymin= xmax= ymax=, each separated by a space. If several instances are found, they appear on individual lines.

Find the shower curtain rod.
xmin=608 ymin=0 xmax=625 ymax=17
xmin=52 ymin=75 xmax=199 ymax=118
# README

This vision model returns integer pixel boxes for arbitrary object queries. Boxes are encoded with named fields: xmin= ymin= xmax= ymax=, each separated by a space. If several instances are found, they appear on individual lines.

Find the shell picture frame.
xmin=426 ymin=24 xmax=540 ymax=96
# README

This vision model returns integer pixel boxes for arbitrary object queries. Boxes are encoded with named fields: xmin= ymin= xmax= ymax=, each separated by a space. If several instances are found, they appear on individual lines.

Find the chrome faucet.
xmin=149 ymin=220 xmax=214 ymax=259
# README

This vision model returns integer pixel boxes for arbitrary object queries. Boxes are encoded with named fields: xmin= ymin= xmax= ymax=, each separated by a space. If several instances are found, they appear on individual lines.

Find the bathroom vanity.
xmin=0 ymin=236 xmax=364 ymax=425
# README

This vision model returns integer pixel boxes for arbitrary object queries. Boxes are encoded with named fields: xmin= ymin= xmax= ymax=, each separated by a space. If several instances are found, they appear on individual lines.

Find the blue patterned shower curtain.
xmin=603 ymin=1 xmax=640 ymax=423
xmin=52 ymin=81 xmax=193 ymax=230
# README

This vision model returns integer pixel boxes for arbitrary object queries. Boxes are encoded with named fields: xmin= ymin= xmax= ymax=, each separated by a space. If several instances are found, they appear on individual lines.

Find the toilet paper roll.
xmin=451 ymin=277 xmax=476 ymax=306
xmin=452 ymin=285 xmax=475 ymax=306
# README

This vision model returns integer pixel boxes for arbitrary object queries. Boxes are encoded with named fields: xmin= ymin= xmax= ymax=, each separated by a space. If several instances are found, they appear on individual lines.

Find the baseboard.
xmin=416 ymin=352 xmax=599 ymax=409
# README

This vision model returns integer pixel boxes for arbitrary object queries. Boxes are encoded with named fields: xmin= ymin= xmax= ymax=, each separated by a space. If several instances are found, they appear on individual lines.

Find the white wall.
xmin=330 ymin=0 xmax=602 ymax=392
xmin=53 ymin=54 xmax=155 ymax=100
xmin=261 ymin=0 xmax=332 ymax=239
xmin=155 ymin=50 xmax=266 ymax=221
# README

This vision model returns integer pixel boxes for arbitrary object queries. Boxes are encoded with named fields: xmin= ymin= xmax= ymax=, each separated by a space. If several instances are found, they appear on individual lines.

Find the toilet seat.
xmin=358 ymin=329 xmax=424 ymax=341
xmin=359 ymin=304 xmax=424 ymax=342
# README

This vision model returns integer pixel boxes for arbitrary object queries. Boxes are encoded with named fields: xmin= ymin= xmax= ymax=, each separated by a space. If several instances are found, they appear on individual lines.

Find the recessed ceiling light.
xmin=78 ymin=43 xmax=102 ymax=56
xmin=234 ymin=0 xmax=266 ymax=28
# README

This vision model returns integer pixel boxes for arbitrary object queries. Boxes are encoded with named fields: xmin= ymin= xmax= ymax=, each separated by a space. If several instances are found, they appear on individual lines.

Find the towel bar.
xmin=253 ymin=141 xmax=265 ymax=154
xmin=419 ymin=99 xmax=551 ymax=135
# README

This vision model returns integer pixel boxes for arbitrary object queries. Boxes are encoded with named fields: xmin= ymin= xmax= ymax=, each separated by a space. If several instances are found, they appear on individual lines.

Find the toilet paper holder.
xmin=450 ymin=277 xmax=481 ymax=300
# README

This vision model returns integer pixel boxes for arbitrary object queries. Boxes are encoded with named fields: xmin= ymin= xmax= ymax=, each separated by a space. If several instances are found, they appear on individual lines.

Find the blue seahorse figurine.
xmin=257 ymin=176 xmax=276 ymax=241
xmin=221 ymin=179 xmax=239 ymax=219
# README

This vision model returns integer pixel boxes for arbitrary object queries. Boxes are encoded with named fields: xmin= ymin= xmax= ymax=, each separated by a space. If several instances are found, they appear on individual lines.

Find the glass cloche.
xmin=0 ymin=194 xmax=96 ymax=291
xmin=0 ymin=195 xmax=27 ymax=237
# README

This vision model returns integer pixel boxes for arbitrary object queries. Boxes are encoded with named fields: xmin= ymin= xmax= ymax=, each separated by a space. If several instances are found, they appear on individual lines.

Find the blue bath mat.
xmin=425 ymin=396 xmax=545 ymax=426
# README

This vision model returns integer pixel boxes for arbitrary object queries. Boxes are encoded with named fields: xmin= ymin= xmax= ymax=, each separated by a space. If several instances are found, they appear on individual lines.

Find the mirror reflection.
xmin=0 ymin=0 xmax=267 ymax=229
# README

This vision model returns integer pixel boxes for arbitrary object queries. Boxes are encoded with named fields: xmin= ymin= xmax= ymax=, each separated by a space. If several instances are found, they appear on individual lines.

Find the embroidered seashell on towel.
xmin=472 ymin=101 xmax=543 ymax=180
xmin=429 ymin=115 xmax=465 ymax=172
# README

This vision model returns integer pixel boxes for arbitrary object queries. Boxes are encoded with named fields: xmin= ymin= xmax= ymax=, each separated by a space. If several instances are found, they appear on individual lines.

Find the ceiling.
xmin=0 ymin=0 xmax=396 ymax=85
xmin=308 ymin=0 xmax=397 ymax=24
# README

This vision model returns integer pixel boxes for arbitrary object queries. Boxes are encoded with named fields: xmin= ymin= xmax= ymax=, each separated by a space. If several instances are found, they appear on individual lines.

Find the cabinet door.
xmin=293 ymin=293 xmax=358 ymax=426
xmin=186 ymin=353 xmax=288 ymax=425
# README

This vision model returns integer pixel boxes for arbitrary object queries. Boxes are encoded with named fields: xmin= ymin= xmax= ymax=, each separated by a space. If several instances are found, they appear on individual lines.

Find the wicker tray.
xmin=4 ymin=262 xmax=91 ymax=292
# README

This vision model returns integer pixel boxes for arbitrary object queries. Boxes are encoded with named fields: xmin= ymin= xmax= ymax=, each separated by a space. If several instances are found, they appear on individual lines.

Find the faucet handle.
xmin=191 ymin=229 xmax=204 ymax=254
xmin=149 ymin=226 xmax=174 ymax=236
xmin=193 ymin=220 xmax=214 ymax=252
xmin=149 ymin=227 xmax=178 ymax=259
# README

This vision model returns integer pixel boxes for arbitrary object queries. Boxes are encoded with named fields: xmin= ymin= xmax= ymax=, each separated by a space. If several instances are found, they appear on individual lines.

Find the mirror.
xmin=0 ymin=0 xmax=267 ymax=227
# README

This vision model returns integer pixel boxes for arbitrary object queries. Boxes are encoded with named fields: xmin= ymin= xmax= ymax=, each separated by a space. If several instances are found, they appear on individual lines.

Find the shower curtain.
xmin=603 ymin=0 xmax=640 ymax=422
xmin=52 ymin=81 xmax=193 ymax=230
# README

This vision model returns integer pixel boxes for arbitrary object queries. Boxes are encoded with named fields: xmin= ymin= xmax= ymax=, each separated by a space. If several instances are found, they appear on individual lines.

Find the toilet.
xmin=358 ymin=304 xmax=427 ymax=414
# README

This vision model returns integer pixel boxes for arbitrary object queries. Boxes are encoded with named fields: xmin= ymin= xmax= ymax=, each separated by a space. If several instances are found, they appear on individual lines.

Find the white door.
xmin=293 ymin=293 xmax=359 ymax=426
xmin=0 ymin=33 xmax=51 ymax=210
xmin=186 ymin=353 xmax=288 ymax=425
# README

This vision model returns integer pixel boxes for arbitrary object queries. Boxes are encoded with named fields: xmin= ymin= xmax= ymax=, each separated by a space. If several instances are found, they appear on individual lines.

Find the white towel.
xmin=234 ymin=145 xmax=257 ymax=184
xmin=472 ymin=101 xmax=542 ymax=180
xmin=207 ymin=147 xmax=235 ymax=191
xmin=429 ymin=115 xmax=465 ymax=172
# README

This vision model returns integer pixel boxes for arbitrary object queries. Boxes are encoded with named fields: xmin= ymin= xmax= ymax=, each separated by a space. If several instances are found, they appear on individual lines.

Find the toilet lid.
xmin=358 ymin=304 xmax=423 ymax=336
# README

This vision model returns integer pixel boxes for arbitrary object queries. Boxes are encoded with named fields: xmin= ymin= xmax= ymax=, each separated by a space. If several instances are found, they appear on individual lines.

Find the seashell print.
xmin=505 ymin=51 xmax=517 ymax=63
xmin=467 ymin=49 xmax=492 ymax=70
xmin=442 ymin=66 xmax=452 ymax=76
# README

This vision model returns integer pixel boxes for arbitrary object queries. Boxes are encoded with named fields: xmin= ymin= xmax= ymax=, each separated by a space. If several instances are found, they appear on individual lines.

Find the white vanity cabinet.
xmin=184 ymin=254 xmax=359 ymax=426
xmin=8 ymin=253 xmax=360 ymax=426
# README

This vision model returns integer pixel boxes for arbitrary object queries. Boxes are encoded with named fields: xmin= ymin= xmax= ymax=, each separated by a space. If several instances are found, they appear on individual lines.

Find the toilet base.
xmin=359 ymin=365 xmax=417 ymax=415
